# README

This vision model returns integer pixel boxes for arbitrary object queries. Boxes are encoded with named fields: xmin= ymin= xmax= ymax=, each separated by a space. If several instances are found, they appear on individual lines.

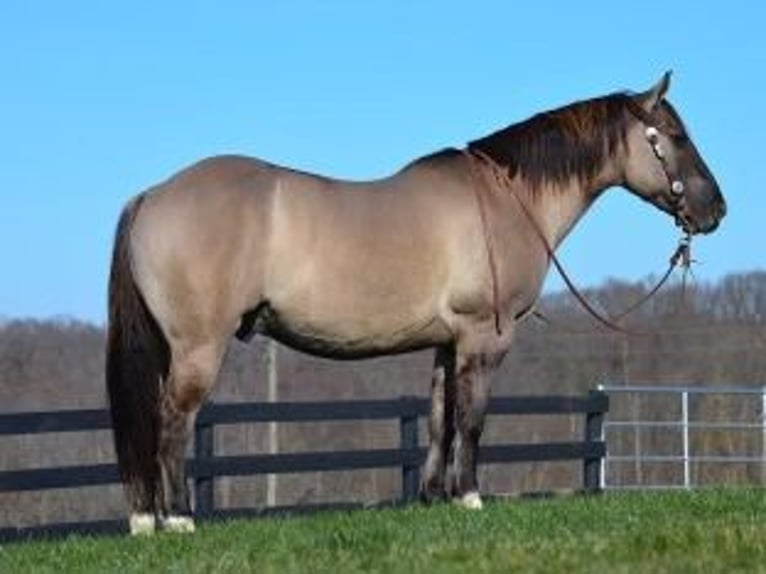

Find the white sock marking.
xmin=161 ymin=515 xmax=196 ymax=533
xmin=455 ymin=491 xmax=484 ymax=510
xmin=129 ymin=513 xmax=156 ymax=536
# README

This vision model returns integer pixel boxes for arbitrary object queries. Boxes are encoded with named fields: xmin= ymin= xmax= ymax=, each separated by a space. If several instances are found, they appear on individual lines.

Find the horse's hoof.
xmin=419 ymin=484 xmax=446 ymax=505
xmin=454 ymin=491 xmax=483 ymax=510
xmin=161 ymin=515 xmax=196 ymax=533
xmin=129 ymin=513 xmax=156 ymax=536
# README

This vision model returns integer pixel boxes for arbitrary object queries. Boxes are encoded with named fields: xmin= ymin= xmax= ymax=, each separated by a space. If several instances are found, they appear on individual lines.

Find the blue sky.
xmin=1 ymin=2 xmax=763 ymax=324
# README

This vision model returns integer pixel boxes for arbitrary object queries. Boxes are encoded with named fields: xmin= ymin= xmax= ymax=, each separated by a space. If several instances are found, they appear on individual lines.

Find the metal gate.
xmin=599 ymin=385 xmax=766 ymax=490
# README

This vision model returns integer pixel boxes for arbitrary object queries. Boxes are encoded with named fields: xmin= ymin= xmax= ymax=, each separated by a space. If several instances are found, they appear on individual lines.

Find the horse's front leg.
xmin=451 ymin=333 xmax=510 ymax=509
xmin=420 ymin=345 xmax=456 ymax=503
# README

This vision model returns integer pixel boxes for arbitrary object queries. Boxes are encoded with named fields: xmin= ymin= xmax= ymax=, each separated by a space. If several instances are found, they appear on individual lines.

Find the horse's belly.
xmin=261 ymin=294 xmax=451 ymax=359
xmin=263 ymin=232 xmax=453 ymax=356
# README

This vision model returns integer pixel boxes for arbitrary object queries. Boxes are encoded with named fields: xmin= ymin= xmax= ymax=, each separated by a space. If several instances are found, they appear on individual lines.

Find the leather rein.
xmin=463 ymin=104 xmax=693 ymax=336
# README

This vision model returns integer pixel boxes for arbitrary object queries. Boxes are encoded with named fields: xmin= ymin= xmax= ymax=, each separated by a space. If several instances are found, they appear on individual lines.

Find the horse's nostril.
xmin=715 ymin=199 xmax=727 ymax=221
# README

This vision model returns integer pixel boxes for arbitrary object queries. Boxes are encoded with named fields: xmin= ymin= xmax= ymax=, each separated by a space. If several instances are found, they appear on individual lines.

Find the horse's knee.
xmin=168 ymin=376 xmax=208 ymax=413
xmin=454 ymin=347 xmax=505 ymax=435
xmin=455 ymin=376 xmax=489 ymax=438
xmin=167 ymin=344 xmax=222 ymax=413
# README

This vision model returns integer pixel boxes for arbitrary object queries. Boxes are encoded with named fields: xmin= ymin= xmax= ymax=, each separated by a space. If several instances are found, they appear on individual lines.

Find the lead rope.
xmin=464 ymin=148 xmax=693 ymax=336
xmin=610 ymin=234 xmax=692 ymax=323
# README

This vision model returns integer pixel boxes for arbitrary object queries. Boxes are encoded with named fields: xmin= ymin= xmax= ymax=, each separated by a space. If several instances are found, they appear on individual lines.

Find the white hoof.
xmin=161 ymin=515 xmax=196 ymax=533
xmin=454 ymin=491 xmax=484 ymax=510
xmin=129 ymin=513 xmax=156 ymax=536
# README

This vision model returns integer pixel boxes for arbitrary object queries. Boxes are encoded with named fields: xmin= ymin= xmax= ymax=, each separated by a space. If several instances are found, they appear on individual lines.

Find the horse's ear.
xmin=636 ymin=70 xmax=672 ymax=112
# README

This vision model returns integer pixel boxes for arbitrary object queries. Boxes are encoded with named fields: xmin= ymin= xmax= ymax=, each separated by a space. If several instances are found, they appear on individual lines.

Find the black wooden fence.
xmin=0 ymin=391 xmax=607 ymax=541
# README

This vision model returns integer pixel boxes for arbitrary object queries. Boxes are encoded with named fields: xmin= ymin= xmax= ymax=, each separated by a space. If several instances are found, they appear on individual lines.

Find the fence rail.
xmin=0 ymin=391 xmax=607 ymax=541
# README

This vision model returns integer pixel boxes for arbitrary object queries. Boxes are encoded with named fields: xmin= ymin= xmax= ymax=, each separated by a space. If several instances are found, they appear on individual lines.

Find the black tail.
xmin=106 ymin=195 xmax=169 ymax=512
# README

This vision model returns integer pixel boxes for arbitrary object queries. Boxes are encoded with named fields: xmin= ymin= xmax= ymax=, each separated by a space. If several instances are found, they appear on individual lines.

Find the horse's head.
xmin=623 ymin=72 xmax=726 ymax=235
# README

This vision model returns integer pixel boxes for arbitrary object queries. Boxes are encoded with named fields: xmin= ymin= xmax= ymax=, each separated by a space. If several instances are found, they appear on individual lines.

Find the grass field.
xmin=1 ymin=489 xmax=765 ymax=573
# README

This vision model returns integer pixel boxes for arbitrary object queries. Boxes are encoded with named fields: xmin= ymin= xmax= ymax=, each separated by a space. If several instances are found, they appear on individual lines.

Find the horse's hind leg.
xmin=158 ymin=340 xmax=226 ymax=532
xmin=420 ymin=345 xmax=456 ymax=503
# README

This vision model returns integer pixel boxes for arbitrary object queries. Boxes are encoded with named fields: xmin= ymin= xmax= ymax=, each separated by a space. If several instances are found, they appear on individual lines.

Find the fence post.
xmin=194 ymin=414 xmax=214 ymax=518
xmin=584 ymin=389 xmax=607 ymax=493
xmin=266 ymin=340 xmax=279 ymax=507
xmin=399 ymin=396 xmax=420 ymax=503
xmin=761 ymin=387 xmax=766 ymax=485
xmin=681 ymin=391 xmax=690 ymax=489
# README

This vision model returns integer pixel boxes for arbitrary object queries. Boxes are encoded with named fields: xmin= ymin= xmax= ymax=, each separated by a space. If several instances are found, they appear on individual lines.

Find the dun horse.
xmin=107 ymin=73 xmax=726 ymax=534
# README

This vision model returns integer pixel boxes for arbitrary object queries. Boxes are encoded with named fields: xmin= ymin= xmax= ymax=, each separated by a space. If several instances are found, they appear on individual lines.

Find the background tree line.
xmin=1 ymin=271 xmax=764 ymax=528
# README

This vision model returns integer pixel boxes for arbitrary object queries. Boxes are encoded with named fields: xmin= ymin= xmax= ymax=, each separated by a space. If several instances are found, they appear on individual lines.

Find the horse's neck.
xmin=468 ymin=140 xmax=625 ymax=251
xmin=529 ymin=186 xmax=585 ymax=248
xmin=530 ymin=166 xmax=623 ymax=249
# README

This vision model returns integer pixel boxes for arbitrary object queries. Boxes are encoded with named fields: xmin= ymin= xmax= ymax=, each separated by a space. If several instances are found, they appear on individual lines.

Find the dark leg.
xmin=157 ymin=392 xmax=195 ymax=525
xmin=420 ymin=345 xmax=456 ymax=503
xmin=158 ymin=342 xmax=223 ymax=532
xmin=126 ymin=469 xmax=159 ymax=535
xmin=452 ymin=342 xmax=508 ymax=509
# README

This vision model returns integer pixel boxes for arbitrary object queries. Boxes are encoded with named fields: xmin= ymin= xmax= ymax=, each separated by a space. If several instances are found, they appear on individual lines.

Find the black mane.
xmin=466 ymin=92 xmax=632 ymax=192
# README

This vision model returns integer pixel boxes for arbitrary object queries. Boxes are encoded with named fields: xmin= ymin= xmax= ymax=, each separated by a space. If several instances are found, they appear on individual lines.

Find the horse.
xmin=106 ymin=72 xmax=726 ymax=534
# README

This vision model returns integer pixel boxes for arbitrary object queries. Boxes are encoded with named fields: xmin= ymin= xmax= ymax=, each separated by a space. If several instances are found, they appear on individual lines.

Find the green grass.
xmin=2 ymin=489 xmax=766 ymax=573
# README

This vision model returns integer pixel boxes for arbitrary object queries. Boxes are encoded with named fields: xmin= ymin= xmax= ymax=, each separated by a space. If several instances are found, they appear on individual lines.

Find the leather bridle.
xmin=624 ymin=99 xmax=688 ymax=223
xmin=463 ymin=101 xmax=695 ymax=336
